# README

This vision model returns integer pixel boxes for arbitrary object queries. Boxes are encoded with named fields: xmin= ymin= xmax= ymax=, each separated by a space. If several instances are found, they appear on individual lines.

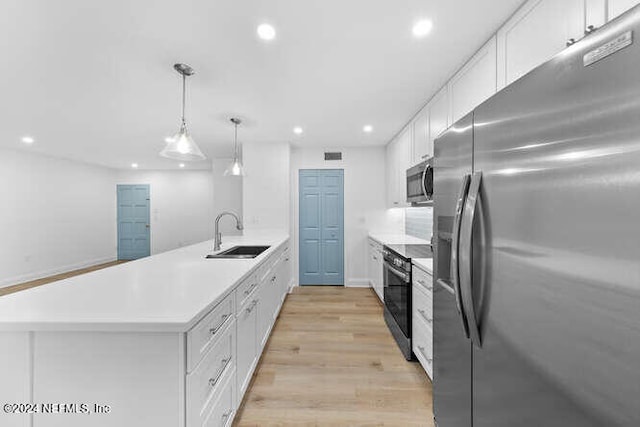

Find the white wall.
xmin=211 ymin=158 xmax=243 ymax=237
xmin=0 ymin=149 xmax=117 ymax=287
xmin=115 ymin=170 xmax=214 ymax=255
xmin=290 ymin=147 xmax=391 ymax=287
xmin=242 ymin=142 xmax=290 ymax=231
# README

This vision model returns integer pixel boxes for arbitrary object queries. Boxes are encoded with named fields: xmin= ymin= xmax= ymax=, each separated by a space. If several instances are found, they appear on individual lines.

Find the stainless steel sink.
xmin=206 ymin=245 xmax=270 ymax=259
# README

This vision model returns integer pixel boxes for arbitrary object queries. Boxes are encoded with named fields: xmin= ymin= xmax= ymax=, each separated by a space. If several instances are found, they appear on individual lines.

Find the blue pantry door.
xmin=299 ymin=170 xmax=344 ymax=285
xmin=117 ymin=184 xmax=151 ymax=260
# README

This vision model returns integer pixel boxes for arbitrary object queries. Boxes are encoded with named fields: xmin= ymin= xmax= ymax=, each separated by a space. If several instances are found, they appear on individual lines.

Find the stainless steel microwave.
xmin=406 ymin=158 xmax=433 ymax=204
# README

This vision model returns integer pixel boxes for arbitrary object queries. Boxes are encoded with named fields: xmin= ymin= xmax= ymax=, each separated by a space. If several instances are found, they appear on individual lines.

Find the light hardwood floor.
xmin=0 ymin=261 xmax=128 ymax=297
xmin=234 ymin=286 xmax=434 ymax=427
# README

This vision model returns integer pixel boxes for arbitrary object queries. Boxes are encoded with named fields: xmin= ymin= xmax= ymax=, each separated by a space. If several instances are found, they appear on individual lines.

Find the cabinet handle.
xmin=418 ymin=309 xmax=432 ymax=324
xmin=421 ymin=154 xmax=429 ymax=159
xmin=566 ymin=38 xmax=576 ymax=47
xmin=584 ymin=25 xmax=597 ymax=35
xmin=373 ymin=256 xmax=378 ymax=260
xmin=208 ymin=356 xmax=232 ymax=388
xmin=246 ymin=300 xmax=258 ymax=313
xmin=221 ymin=410 xmax=232 ymax=426
xmin=209 ymin=314 xmax=230 ymax=335
xmin=271 ymin=275 xmax=276 ymax=283
xmin=417 ymin=346 xmax=432 ymax=362
xmin=243 ymin=283 xmax=257 ymax=296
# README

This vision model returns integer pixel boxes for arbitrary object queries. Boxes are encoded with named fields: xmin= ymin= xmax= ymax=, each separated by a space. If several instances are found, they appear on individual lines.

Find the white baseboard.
xmin=346 ymin=278 xmax=372 ymax=288
xmin=0 ymin=256 xmax=118 ymax=289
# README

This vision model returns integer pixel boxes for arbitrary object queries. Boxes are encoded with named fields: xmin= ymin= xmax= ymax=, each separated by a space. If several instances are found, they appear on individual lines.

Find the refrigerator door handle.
xmin=459 ymin=171 xmax=483 ymax=348
xmin=451 ymin=174 xmax=471 ymax=339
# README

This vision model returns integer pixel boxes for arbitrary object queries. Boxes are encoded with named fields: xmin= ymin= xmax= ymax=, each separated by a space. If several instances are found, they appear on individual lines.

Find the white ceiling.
xmin=0 ymin=0 xmax=523 ymax=170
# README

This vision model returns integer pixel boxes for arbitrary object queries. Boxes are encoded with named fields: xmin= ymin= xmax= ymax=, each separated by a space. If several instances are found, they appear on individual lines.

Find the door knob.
xmin=145 ymin=224 xmax=150 ymax=228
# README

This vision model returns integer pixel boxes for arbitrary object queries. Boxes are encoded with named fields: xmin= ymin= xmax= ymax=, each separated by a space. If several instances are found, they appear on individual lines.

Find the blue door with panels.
xmin=117 ymin=185 xmax=150 ymax=260
xmin=299 ymin=170 xmax=344 ymax=285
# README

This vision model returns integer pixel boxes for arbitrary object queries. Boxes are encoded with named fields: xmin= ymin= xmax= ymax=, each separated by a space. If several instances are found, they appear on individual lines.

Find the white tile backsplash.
xmin=405 ymin=207 xmax=433 ymax=241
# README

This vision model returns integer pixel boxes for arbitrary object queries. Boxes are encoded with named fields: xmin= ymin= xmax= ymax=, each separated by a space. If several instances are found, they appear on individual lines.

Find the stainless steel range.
xmin=382 ymin=243 xmax=432 ymax=360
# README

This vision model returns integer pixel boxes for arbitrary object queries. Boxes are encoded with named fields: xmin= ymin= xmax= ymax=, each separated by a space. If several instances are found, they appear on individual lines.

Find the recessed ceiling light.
xmin=363 ymin=125 xmax=374 ymax=133
xmin=293 ymin=127 xmax=304 ymax=135
xmin=257 ymin=23 xmax=276 ymax=41
xmin=412 ymin=19 xmax=433 ymax=38
xmin=179 ymin=163 xmax=185 ymax=168
xmin=21 ymin=136 xmax=35 ymax=144
xmin=131 ymin=163 xmax=139 ymax=168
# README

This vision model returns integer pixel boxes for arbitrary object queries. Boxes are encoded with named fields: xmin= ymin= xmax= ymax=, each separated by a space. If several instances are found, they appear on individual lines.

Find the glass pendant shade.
xmin=160 ymin=63 xmax=206 ymax=162
xmin=224 ymin=118 xmax=245 ymax=176
xmin=224 ymin=158 xmax=245 ymax=176
xmin=160 ymin=123 xmax=206 ymax=161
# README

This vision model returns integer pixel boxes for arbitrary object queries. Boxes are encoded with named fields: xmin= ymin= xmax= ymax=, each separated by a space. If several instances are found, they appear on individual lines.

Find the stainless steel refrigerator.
xmin=433 ymin=7 xmax=640 ymax=427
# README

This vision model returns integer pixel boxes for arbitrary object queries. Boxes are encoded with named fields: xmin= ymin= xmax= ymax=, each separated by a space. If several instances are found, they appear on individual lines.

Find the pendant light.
xmin=224 ymin=118 xmax=245 ymax=176
xmin=160 ymin=63 xmax=206 ymax=161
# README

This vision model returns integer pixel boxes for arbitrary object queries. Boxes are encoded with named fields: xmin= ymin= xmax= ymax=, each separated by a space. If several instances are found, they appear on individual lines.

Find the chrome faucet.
xmin=213 ymin=211 xmax=244 ymax=251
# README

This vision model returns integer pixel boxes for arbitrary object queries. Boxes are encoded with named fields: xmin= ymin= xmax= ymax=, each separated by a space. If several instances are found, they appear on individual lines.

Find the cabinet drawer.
xmin=412 ymin=316 xmax=433 ymax=379
xmin=202 ymin=367 xmax=235 ymax=427
xmin=187 ymin=292 xmax=235 ymax=372
xmin=413 ymin=284 xmax=433 ymax=324
xmin=187 ymin=320 xmax=235 ymax=427
xmin=412 ymin=266 xmax=432 ymax=293
xmin=236 ymin=274 xmax=259 ymax=311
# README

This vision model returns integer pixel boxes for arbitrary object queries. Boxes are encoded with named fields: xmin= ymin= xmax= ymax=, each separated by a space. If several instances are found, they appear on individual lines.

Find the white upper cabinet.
xmin=386 ymin=127 xmax=412 ymax=208
xmin=411 ymin=108 xmax=430 ymax=165
xmin=497 ymin=0 xmax=585 ymax=89
xmin=428 ymin=86 xmax=450 ymax=146
xmin=449 ymin=36 xmax=498 ymax=124
xmin=585 ymin=0 xmax=606 ymax=29
xmin=608 ymin=0 xmax=640 ymax=20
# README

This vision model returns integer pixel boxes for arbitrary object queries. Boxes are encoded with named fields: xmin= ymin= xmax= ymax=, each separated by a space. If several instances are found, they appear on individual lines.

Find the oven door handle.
xmin=384 ymin=262 xmax=410 ymax=283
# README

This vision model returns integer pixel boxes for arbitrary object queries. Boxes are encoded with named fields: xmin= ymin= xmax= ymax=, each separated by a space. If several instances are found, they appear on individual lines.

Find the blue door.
xmin=117 ymin=184 xmax=150 ymax=260
xmin=299 ymin=170 xmax=344 ymax=285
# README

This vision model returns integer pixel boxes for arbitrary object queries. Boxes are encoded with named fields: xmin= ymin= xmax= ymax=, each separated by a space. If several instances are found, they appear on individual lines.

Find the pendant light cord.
xmin=181 ymin=74 xmax=187 ymax=126
xmin=234 ymin=122 xmax=239 ymax=159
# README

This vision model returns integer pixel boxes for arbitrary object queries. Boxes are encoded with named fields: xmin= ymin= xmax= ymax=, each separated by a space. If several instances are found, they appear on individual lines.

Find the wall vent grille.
xmin=324 ymin=152 xmax=342 ymax=161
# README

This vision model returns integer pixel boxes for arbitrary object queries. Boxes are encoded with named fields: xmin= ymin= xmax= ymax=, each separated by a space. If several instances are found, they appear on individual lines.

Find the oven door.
xmin=383 ymin=261 xmax=411 ymax=338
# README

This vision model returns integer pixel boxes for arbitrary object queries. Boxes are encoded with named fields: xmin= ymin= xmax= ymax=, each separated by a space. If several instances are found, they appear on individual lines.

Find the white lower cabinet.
xmin=236 ymin=296 xmax=258 ymax=400
xmin=412 ymin=264 xmax=433 ymax=379
xmin=202 ymin=367 xmax=235 ymax=427
xmin=368 ymin=238 xmax=384 ymax=302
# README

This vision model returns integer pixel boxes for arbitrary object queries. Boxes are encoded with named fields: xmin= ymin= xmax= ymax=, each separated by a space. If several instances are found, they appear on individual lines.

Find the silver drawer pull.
xmin=418 ymin=309 xmax=432 ymax=324
xmin=417 ymin=345 xmax=432 ymax=362
xmin=209 ymin=314 xmax=230 ymax=335
xmin=243 ymin=283 xmax=257 ymax=296
xmin=271 ymin=275 xmax=276 ymax=282
xmin=417 ymin=279 xmax=432 ymax=289
xmin=221 ymin=409 xmax=232 ymax=426
xmin=246 ymin=300 xmax=258 ymax=313
xmin=208 ymin=357 xmax=231 ymax=388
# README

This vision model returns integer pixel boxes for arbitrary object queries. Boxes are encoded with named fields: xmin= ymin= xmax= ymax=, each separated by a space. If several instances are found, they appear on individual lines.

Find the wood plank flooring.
xmin=234 ymin=286 xmax=434 ymax=427
xmin=0 ymin=260 xmax=128 ymax=297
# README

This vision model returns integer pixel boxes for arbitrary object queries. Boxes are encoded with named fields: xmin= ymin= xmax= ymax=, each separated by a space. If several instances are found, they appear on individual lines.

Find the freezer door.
xmin=433 ymin=114 xmax=473 ymax=427
xmin=470 ymin=8 xmax=640 ymax=427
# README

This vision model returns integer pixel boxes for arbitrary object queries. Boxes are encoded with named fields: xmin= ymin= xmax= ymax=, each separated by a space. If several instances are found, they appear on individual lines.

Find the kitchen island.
xmin=0 ymin=231 xmax=292 ymax=427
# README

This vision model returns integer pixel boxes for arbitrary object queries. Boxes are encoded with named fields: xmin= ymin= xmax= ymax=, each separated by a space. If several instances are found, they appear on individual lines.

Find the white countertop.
xmin=368 ymin=232 xmax=431 ymax=246
xmin=0 ymin=232 xmax=289 ymax=333
xmin=412 ymin=258 xmax=433 ymax=274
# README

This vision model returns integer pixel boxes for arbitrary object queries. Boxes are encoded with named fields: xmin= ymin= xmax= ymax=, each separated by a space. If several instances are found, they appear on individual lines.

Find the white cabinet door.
xmin=497 ymin=0 xmax=585 ymax=89
xmin=609 ymin=0 xmax=640 ymax=20
xmin=374 ymin=248 xmax=384 ymax=302
xmin=428 ymin=86 xmax=450 ymax=146
xmin=236 ymin=299 xmax=257 ymax=397
xmin=585 ymin=0 xmax=606 ymax=29
xmin=386 ymin=128 xmax=411 ymax=208
xmin=449 ymin=36 xmax=498 ymax=124
xmin=411 ymin=108 xmax=430 ymax=165
xmin=385 ymin=138 xmax=397 ymax=208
